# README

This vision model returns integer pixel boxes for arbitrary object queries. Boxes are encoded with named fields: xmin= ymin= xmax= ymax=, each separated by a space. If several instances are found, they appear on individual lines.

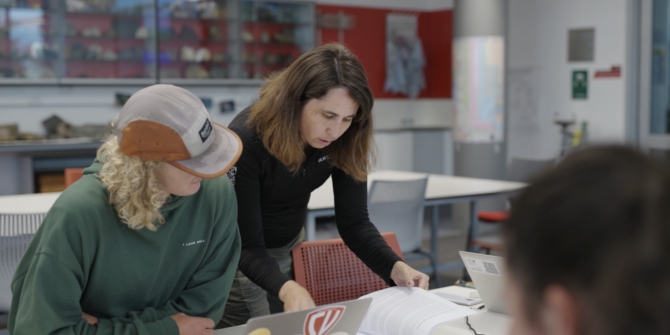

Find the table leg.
xmin=461 ymin=200 xmax=479 ymax=280
xmin=431 ymin=205 xmax=439 ymax=267
xmin=465 ymin=200 xmax=479 ymax=252
xmin=306 ymin=212 xmax=316 ymax=242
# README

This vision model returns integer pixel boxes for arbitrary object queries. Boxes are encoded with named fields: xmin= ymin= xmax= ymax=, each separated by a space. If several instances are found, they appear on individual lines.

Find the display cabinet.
xmin=0 ymin=0 xmax=59 ymax=82
xmin=0 ymin=0 xmax=314 ymax=84
xmin=156 ymin=0 xmax=233 ymax=81
xmin=239 ymin=0 xmax=313 ymax=79
xmin=59 ymin=0 xmax=157 ymax=80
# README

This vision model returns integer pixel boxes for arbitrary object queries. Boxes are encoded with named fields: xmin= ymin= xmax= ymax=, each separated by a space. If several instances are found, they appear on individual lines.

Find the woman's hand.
xmin=278 ymin=280 xmax=316 ymax=312
xmin=82 ymin=312 xmax=99 ymax=325
xmin=390 ymin=261 xmax=430 ymax=290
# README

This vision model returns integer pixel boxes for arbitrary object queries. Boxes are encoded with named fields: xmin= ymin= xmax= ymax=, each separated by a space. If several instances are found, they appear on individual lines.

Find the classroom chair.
xmin=366 ymin=178 xmax=441 ymax=287
xmin=469 ymin=157 xmax=556 ymax=254
xmin=0 ymin=213 xmax=46 ymax=314
xmin=64 ymin=167 xmax=86 ymax=188
xmin=292 ymin=232 xmax=403 ymax=306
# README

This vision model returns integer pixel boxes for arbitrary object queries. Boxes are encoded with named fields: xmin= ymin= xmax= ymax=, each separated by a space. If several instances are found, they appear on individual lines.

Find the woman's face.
xmin=299 ymin=87 xmax=359 ymax=149
xmin=154 ymin=163 xmax=202 ymax=196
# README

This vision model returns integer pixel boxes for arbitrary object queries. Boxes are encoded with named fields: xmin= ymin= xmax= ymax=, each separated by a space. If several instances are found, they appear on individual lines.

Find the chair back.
xmin=505 ymin=158 xmax=556 ymax=183
xmin=367 ymin=178 xmax=428 ymax=253
xmin=292 ymin=232 xmax=403 ymax=306
xmin=0 ymin=213 xmax=45 ymax=312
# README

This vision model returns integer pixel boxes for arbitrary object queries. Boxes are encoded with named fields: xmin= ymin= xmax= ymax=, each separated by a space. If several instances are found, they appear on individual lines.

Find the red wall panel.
xmin=316 ymin=5 xmax=452 ymax=99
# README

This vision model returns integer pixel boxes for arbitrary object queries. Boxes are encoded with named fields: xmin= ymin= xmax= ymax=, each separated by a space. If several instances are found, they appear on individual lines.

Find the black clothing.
xmin=227 ymin=109 xmax=403 ymax=296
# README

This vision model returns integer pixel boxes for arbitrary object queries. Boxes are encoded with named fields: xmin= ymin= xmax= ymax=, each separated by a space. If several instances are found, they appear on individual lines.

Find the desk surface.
xmin=214 ymin=286 xmax=511 ymax=335
xmin=430 ymin=286 xmax=510 ymax=335
xmin=308 ymin=170 xmax=526 ymax=210
xmin=0 ymin=171 xmax=526 ymax=214
xmin=0 ymin=192 xmax=61 ymax=214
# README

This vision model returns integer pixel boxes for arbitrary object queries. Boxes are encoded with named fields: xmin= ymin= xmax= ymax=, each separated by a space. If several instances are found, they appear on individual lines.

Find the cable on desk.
xmin=465 ymin=316 xmax=485 ymax=335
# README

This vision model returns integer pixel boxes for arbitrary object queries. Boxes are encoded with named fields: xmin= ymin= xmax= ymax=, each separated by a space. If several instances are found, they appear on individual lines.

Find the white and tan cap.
xmin=116 ymin=84 xmax=242 ymax=179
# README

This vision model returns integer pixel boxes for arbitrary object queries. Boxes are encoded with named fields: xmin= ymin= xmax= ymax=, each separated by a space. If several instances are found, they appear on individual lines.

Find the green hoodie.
xmin=8 ymin=160 xmax=241 ymax=335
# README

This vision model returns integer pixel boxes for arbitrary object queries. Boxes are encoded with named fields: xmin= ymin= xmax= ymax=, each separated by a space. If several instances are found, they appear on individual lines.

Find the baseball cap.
xmin=116 ymin=84 xmax=242 ymax=179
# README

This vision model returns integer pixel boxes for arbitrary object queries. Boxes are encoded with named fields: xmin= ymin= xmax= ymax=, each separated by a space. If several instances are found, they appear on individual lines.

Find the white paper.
xmin=357 ymin=287 xmax=476 ymax=335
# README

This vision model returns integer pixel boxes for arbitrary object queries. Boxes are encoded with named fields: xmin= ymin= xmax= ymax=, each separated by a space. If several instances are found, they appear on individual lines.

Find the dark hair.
xmin=248 ymin=43 xmax=375 ymax=182
xmin=503 ymin=146 xmax=670 ymax=335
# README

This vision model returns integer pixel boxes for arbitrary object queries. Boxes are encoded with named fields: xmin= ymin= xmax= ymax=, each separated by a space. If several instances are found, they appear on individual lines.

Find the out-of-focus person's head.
xmin=97 ymin=84 xmax=241 ymax=231
xmin=249 ymin=43 xmax=375 ymax=181
xmin=503 ymin=146 xmax=670 ymax=335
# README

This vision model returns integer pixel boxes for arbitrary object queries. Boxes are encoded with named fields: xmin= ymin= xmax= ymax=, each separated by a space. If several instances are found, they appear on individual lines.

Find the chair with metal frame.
xmin=470 ymin=157 xmax=556 ymax=254
xmin=292 ymin=232 xmax=403 ymax=306
xmin=0 ymin=213 xmax=46 ymax=323
xmin=365 ymin=178 xmax=441 ymax=287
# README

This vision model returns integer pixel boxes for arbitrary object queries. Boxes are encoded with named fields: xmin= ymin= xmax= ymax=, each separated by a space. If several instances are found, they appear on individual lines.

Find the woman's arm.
xmin=332 ymin=168 xmax=428 ymax=288
xmin=232 ymin=137 xmax=295 ymax=297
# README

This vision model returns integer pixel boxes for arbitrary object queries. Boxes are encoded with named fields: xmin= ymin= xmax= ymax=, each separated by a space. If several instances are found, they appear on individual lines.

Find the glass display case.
xmin=0 ymin=0 xmax=59 ymax=81
xmin=239 ymin=0 xmax=313 ymax=79
xmin=59 ymin=0 xmax=157 ymax=80
xmin=157 ymin=0 xmax=232 ymax=80
xmin=0 ymin=0 xmax=313 ymax=84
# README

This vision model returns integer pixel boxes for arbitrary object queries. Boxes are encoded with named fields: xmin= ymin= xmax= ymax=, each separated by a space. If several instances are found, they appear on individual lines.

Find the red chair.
xmin=64 ymin=167 xmax=85 ymax=188
xmin=468 ymin=158 xmax=555 ymax=254
xmin=292 ymin=232 xmax=403 ymax=306
xmin=469 ymin=211 xmax=509 ymax=253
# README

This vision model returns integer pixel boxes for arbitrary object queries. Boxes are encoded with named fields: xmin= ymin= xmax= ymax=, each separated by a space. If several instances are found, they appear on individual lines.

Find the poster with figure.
xmin=384 ymin=13 xmax=425 ymax=98
xmin=453 ymin=36 xmax=505 ymax=143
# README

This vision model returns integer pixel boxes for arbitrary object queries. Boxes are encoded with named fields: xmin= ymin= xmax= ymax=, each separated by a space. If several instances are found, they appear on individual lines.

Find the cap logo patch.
xmin=199 ymin=119 xmax=212 ymax=143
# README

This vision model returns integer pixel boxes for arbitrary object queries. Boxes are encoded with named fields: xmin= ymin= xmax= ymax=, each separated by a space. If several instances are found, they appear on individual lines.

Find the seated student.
xmin=503 ymin=146 xmax=670 ymax=335
xmin=8 ymin=84 xmax=243 ymax=335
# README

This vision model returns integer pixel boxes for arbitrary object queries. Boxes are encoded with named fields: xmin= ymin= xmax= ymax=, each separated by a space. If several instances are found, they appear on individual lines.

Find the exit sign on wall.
xmin=572 ymin=70 xmax=588 ymax=99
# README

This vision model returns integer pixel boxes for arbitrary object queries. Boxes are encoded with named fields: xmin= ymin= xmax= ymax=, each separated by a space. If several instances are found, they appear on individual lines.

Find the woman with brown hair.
xmin=220 ymin=43 xmax=429 ymax=327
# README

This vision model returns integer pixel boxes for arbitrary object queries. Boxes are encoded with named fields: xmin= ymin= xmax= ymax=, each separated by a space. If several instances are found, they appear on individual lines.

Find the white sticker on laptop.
xmin=464 ymin=257 xmax=501 ymax=277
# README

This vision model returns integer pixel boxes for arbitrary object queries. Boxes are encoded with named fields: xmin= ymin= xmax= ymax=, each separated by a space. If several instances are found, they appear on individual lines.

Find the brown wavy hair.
xmin=248 ymin=43 xmax=375 ymax=182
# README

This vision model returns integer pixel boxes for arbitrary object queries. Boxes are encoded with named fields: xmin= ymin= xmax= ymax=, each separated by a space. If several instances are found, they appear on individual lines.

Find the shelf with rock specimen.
xmin=65 ymin=59 xmax=147 ymax=63
xmin=63 ymin=12 xmax=144 ymax=18
xmin=163 ymin=17 xmax=231 ymax=23
xmin=0 ymin=0 xmax=314 ymax=83
xmin=240 ymin=20 xmax=309 ymax=26
xmin=160 ymin=39 xmax=230 ymax=43
xmin=46 ymin=35 xmax=150 ymax=41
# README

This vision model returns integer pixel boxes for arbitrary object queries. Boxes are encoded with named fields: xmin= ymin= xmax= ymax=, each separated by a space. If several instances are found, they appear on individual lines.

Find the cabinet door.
xmin=157 ymin=0 xmax=233 ymax=81
xmin=0 ymin=0 xmax=315 ymax=84
xmin=239 ymin=0 xmax=314 ymax=79
xmin=60 ymin=0 xmax=157 ymax=80
xmin=0 ymin=0 xmax=59 ymax=82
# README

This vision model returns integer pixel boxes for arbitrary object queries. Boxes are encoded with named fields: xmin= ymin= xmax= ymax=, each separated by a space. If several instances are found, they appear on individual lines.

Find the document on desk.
xmin=356 ymin=287 xmax=476 ymax=335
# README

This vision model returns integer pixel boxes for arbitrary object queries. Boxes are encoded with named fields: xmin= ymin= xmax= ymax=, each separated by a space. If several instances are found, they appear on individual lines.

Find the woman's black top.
xmin=227 ymin=109 xmax=403 ymax=297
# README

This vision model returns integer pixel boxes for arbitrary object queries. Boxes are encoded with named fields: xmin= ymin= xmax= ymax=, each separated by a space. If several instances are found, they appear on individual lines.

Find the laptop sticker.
xmin=464 ymin=257 xmax=501 ymax=277
xmin=304 ymin=306 xmax=346 ymax=335
xmin=247 ymin=328 xmax=270 ymax=335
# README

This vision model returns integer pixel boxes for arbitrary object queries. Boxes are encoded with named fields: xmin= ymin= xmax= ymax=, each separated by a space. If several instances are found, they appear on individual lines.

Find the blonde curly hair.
xmin=97 ymin=136 xmax=168 ymax=231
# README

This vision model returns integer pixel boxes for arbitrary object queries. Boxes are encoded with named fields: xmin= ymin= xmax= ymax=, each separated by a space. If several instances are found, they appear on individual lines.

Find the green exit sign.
xmin=572 ymin=70 xmax=588 ymax=99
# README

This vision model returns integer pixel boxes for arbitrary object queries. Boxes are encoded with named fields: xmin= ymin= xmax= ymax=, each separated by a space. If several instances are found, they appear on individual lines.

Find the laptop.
xmin=458 ymin=251 xmax=508 ymax=315
xmin=216 ymin=298 xmax=372 ymax=335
